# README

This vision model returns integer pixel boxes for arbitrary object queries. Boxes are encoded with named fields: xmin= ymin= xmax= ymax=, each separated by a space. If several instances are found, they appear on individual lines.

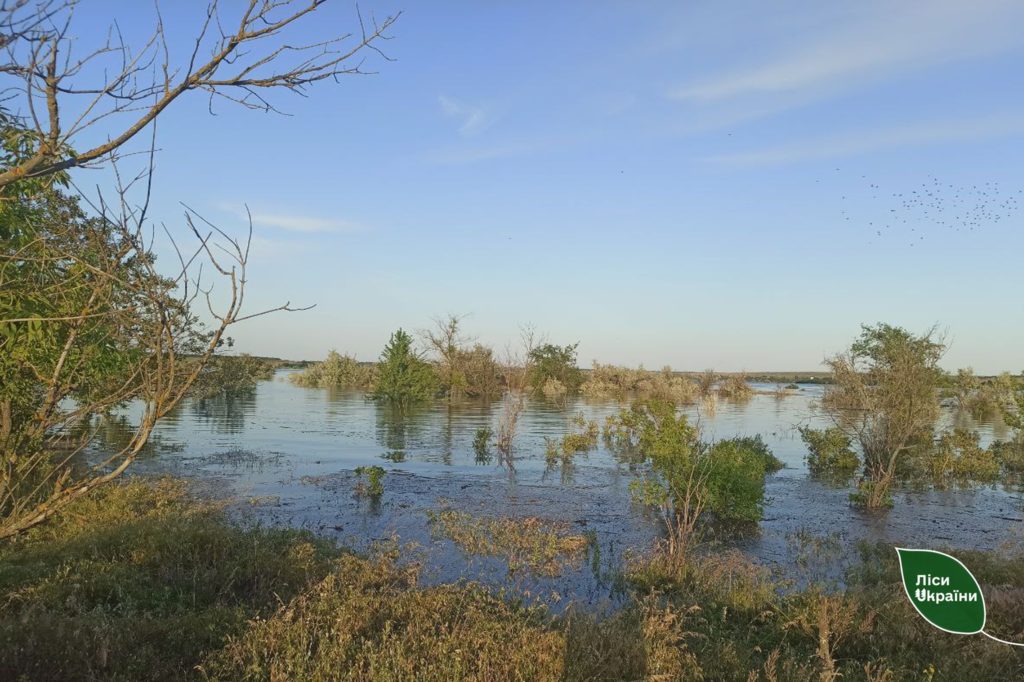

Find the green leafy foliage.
xmin=527 ymin=343 xmax=582 ymax=396
xmin=609 ymin=400 xmax=776 ymax=541
xmin=353 ymin=466 xmax=385 ymax=499
xmin=799 ymin=426 xmax=860 ymax=480
xmin=189 ymin=354 xmax=280 ymax=400
xmin=371 ymin=329 xmax=438 ymax=406
xmin=289 ymin=350 xmax=375 ymax=389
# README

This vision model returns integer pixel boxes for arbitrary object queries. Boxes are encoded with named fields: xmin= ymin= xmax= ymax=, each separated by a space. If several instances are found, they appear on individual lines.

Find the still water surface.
xmin=122 ymin=370 xmax=1023 ymax=606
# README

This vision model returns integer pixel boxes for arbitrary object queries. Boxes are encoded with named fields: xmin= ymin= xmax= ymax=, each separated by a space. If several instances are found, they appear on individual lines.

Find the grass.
xmin=427 ymin=508 xmax=590 ymax=577
xmin=4 ymin=477 xmax=1024 ymax=680
xmin=0 ymin=478 xmax=338 ymax=681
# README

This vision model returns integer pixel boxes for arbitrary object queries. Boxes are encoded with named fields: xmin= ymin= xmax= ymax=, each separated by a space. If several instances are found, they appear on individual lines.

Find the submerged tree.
xmin=819 ymin=323 xmax=946 ymax=510
xmin=372 ymin=329 xmax=437 ymax=407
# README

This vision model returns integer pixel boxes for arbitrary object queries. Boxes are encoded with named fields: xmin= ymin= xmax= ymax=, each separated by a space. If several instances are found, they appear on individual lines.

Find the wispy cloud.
xmin=704 ymin=113 xmax=1024 ymax=166
xmin=438 ymin=95 xmax=493 ymax=136
xmin=215 ymin=203 xmax=362 ymax=233
xmin=670 ymin=1 xmax=1024 ymax=104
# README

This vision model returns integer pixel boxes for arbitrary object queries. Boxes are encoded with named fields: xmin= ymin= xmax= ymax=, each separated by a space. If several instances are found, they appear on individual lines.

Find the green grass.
xmin=0 ymin=478 xmax=338 ymax=681
xmin=4 ymin=477 xmax=1024 ymax=680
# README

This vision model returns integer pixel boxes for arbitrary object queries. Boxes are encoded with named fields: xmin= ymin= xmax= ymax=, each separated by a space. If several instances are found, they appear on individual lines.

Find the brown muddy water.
xmin=114 ymin=369 xmax=1023 ymax=610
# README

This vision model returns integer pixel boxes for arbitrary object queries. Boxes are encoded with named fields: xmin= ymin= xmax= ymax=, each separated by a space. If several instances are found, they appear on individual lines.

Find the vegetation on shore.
xmin=4 ymin=476 xmax=1024 ymax=680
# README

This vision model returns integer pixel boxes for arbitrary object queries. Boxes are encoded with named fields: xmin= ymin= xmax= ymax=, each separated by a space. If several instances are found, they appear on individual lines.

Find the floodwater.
xmin=121 ymin=370 xmax=1023 ymax=608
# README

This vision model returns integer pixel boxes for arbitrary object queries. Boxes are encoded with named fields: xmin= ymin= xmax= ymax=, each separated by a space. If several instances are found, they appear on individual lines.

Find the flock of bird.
xmin=835 ymin=172 xmax=1021 ymax=247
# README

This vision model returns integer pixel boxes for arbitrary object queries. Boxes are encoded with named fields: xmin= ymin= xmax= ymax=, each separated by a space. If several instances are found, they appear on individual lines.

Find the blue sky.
xmin=67 ymin=1 xmax=1024 ymax=372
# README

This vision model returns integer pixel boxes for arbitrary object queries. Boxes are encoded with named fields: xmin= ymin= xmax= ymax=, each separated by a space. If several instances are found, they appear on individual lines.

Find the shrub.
xmin=528 ymin=343 xmax=582 ymax=396
xmin=289 ymin=350 xmax=375 ymax=389
xmin=202 ymin=551 xmax=569 ymax=681
xmin=911 ymin=429 xmax=1000 ymax=488
xmin=428 ymin=509 xmax=590 ymax=578
xmin=580 ymin=363 xmax=698 ymax=404
xmin=371 ymin=329 xmax=438 ymax=406
xmin=716 ymin=373 xmax=753 ymax=400
xmin=473 ymin=427 xmax=493 ymax=463
xmin=799 ymin=426 xmax=860 ymax=479
xmin=615 ymin=400 xmax=775 ymax=554
xmin=190 ymin=354 xmax=279 ymax=399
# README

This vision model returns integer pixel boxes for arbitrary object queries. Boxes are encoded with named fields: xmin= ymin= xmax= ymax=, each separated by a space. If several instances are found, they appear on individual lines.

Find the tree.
xmin=0 ymin=1 xmax=399 ymax=190
xmin=422 ymin=314 xmax=471 ymax=401
xmin=820 ymin=323 xmax=946 ymax=510
xmin=372 ymin=329 xmax=437 ymax=407
xmin=1 ymin=183 xmax=298 ymax=539
xmin=421 ymin=314 xmax=502 ymax=401
xmin=527 ymin=342 xmax=582 ymax=396
xmin=0 ymin=1 xmax=398 ymax=538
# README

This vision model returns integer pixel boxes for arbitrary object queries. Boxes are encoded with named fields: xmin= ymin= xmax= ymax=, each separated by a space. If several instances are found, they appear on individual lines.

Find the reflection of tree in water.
xmin=189 ymin=391 xmax=257 ymax=434
xmin=82 ymin=414 xmax=181 ymax=462
xmin=374 ymin=404 xmax=428 ymax=460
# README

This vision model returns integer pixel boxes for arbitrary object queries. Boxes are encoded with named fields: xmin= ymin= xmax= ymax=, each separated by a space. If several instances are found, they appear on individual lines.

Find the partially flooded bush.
xmin=190 ymin=354 xmax=280 ymax=399
xmin=717 ymin=372 xmax=754 ymax=400
xmin=289 ymin=350 xmax=375 ymax=389
xmin=994 ymin=435 xmax=1024 ymax=474
xmin=615 ymin=400 xmax=777 ymax=554
xmin=799 ymin=426 xmax=861 ymax=480
xmin=473 ymin=426 xmax=493 ymax=463
xmin=581 ymin=363 xmax=698 ymax=404
xmin=908 ymin=429 xmax=1000 ymax=488
xmin=528 ymin=343 xmax=582 ymax=396
xmin=372 ymin=329 xmax=439 ymax=406
xmin=541 ymin=377 xmax=567 ymax=400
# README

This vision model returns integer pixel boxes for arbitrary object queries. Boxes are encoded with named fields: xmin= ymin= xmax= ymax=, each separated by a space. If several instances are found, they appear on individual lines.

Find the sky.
xmin=57 ymin=1 xmax=1024 ymax=372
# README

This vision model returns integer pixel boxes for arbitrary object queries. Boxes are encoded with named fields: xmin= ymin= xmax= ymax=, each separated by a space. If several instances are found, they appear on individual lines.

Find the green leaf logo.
xmin=895 ymin=547 xmax=985 ymax=635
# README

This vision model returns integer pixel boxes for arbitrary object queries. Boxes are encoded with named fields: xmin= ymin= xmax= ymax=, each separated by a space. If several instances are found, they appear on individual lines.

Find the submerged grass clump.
xmin=427 ymin=508 xmax=590 ymax=577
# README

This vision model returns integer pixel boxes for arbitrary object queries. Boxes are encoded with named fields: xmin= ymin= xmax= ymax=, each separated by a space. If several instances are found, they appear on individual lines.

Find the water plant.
xmin=353 ymin=466 xmax=385 ymax=499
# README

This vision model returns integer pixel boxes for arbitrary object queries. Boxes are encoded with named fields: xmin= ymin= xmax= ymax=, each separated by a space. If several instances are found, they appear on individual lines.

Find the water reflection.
xmin=99 ymin=370 xmax=1022 ymax=588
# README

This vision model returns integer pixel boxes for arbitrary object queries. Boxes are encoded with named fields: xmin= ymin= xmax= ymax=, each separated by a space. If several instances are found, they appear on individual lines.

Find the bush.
xmin=190 ymin=354 xmax=280 ymax=399
xmin=372 ymin=329 xmax=438 ymax=406
xmin=613 ymin=400 xmax=775 ymax=552
xmin=289 ymin=350 xmax=375 ymax=389
xmin=528 ymin=343 xmax=582 ymax=396
xmin=799 ymin=426 xmax=860 ymax=479
xmin=580 ymin=363 xmax=698 ymax=404
xmin=202 ymin=552 xmax=567 ymax=680
xmin=716 ymin=373 xmax=753 ymax=400
xmin=909 ymin=429 xmax=1000 ymax=488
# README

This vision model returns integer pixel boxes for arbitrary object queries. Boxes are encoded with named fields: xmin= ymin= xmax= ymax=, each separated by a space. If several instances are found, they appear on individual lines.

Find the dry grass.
xmin=428 ymin=508 xmax=590 ymax=577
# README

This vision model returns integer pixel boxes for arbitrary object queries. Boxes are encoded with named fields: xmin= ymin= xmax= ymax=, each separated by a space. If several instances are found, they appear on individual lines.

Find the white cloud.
xmin=215 ymin=203 xmax=362 ymax=233
xmin=438 ymin=95 xmax=492 ymax=136
xmin=704 ymin=113 xmax=1024 ymax=166
xmin=670 ymin=1 xmax=1024 ymax=104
